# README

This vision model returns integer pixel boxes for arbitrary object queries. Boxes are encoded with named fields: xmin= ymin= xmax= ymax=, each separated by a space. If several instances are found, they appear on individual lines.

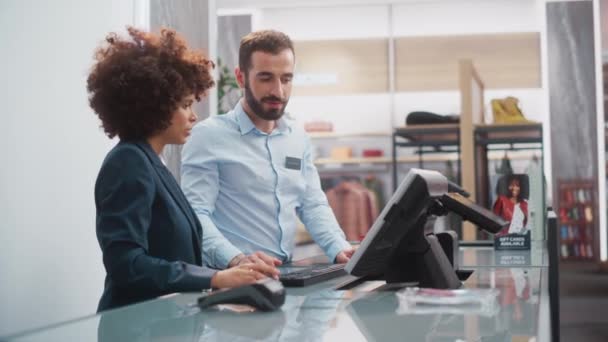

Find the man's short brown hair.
xmin=239 ymin=30 xmax=294 ymax=75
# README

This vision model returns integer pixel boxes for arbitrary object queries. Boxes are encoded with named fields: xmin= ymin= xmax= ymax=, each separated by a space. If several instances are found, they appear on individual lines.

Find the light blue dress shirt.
xmin=181 ymin=102 xmax=350 ymax=269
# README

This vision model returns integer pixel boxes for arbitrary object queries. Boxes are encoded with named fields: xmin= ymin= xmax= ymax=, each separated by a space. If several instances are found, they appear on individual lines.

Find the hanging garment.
xmin=490 ymin=153 xmax=515 ymax=209
xmin=362 ymin=175 xmax=385 ymax=211
xmin=495 ymin=153 xmax=514 ymax=175
xmin=444 ymin=159 xmax=458 ymax=183
xmin=326 ymin=181 xmax=377 ymax=241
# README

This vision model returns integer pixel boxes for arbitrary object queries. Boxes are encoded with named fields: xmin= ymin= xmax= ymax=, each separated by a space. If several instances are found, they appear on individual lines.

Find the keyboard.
xmin=278 ymin=263 xmax=346 ymax=287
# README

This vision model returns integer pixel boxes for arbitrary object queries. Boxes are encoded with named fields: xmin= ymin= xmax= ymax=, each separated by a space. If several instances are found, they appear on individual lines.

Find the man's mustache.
xmin=261 ymin=96 xmax=286 ymax=103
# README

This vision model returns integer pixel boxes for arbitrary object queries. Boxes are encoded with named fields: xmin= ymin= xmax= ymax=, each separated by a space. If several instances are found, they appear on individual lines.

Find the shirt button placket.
xmin=266 ymin=134 xmax=288 ymax=259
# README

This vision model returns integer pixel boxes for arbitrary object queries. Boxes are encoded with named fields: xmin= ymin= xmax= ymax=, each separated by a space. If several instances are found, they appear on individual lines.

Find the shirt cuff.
xmin=326 ymin=239 xmax=352 ymax=263
xmin=214 ymin=244 xmax=243 ymax=269
xmin=196 ymin=266 xmax=219 ymax=289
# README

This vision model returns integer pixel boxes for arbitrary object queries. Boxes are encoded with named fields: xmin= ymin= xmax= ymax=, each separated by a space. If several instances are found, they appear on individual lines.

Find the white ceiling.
xmin=217 ymin=0 xmax=458 ymax=10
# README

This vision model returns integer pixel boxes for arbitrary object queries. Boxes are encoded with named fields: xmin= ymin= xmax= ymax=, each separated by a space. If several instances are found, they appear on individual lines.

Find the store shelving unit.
xmin=390 ymin=61 xmax=545 ymax=241
xmin=557 ymin=180 xmax=597 ymax=261
xmin=308 ymin=131 xmax=391 ymax=139
xmin=474 ymin=122 xmax=544 ymax=208
xmin=391 ymin=123 xmax=460 ymax=190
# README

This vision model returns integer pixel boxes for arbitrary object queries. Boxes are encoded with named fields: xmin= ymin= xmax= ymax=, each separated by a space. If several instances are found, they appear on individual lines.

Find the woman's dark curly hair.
xmin=496 ymin=174 xmax=529 ymax=202
xmin=87 ymin=27 xmax=215 ymax=140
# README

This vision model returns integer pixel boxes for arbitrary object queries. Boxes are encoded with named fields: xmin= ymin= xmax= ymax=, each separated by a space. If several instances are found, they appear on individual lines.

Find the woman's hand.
xmin=210 ymin=263 xmax=279 ymax=289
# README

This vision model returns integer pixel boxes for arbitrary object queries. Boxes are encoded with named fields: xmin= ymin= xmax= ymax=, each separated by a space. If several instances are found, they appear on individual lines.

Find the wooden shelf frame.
xmin=308 ymin=131 xmax=391 ymax=139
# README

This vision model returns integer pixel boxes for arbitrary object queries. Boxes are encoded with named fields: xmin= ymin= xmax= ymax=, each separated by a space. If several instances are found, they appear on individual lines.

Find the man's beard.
xmin=244 ymin=80 xmax=288 ymax=121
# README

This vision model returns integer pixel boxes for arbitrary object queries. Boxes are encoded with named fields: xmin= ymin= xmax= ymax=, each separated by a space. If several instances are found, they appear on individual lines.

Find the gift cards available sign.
xmin=495 ymin=231 xmax=531 ymax=250
xmin=493 ymin=174 xmax=531 ymax=250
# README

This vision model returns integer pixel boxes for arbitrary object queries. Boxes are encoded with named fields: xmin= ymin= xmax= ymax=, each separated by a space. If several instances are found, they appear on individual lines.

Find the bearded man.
xmin=181 ymin=30 xmax=354 ymax=273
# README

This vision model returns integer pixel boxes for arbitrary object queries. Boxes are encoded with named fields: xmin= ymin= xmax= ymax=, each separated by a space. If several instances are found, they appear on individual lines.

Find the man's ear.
xmin=235 ymin=67 xmax=245 ymax=88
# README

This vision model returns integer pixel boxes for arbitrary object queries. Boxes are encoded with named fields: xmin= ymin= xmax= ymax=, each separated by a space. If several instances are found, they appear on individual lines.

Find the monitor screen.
xmin=345 ymin=169 xmax=448 ymax=278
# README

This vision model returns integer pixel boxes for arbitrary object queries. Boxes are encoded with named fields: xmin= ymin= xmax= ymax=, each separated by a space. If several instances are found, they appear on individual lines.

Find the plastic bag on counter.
xmin=396 ymin=287 xmax=499 ymax=317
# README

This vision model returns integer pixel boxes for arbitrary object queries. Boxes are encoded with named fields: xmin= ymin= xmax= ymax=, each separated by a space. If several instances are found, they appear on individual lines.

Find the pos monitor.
xmin=345 ymin=169 xmax=508 ymax=289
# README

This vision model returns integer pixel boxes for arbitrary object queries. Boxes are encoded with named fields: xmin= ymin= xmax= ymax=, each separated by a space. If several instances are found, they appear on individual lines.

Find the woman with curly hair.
xmin=87 ymin=27 xmax=278 ymax=312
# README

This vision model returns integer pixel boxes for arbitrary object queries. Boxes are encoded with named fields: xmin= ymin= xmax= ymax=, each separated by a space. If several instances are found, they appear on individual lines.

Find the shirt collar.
xmin=235 ymin=101 xmax=292 ymax=136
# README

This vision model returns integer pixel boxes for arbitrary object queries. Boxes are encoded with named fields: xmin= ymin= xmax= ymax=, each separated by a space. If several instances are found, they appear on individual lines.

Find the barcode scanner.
xmin=197 ymin=278 xmax=286 ymax=312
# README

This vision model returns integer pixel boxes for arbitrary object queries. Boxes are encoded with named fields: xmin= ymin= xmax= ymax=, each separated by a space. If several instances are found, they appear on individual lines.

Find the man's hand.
xmin=334 ymin=246 xmax=357 ymax=264
xmin=228 ymin=251 xmax=282 ymax=278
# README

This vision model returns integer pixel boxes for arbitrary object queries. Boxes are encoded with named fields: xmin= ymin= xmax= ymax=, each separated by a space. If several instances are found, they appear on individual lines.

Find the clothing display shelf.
xmin=392 ymin=123 xmax=461 ymax=191
xmin=308 ymin=131 xmax=391 ymax=139
xmin=391 ymin=122 xmax=544 ymax=242
xmin=310 ymin=131 xmax=394 ymax=172
xmin=391 ymin=123 xmax=543 ymax=190
xmin=315 ymin=155 xmax=461 ymax=166
xmin=557 ymin=179 xmax=597 ymax=261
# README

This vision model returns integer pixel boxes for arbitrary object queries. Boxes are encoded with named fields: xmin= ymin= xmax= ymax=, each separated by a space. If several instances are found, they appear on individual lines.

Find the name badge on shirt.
xmin=285 ymin=156 xmax=302 ymax=170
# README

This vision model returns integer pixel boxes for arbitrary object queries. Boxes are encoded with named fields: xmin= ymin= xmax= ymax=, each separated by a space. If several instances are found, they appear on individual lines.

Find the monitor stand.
xmin=336 ymin=228 xmax=463 ymax=291
xmin=385 ymin=229 xmax=462 ymax=289
xmin=337 ymin=211 xmax=471 ymax=291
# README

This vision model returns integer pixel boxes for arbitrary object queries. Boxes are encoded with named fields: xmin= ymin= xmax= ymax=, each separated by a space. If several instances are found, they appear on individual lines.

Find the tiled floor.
xmin=560 ymin=263 xmax=608 ymax=341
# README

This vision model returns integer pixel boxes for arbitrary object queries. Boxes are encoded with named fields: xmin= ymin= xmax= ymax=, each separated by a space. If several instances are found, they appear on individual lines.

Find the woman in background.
xmin=87 ymin=27 xmax=277 ymax=312
xmin=493 ymin=174 xmax=528 ymax=237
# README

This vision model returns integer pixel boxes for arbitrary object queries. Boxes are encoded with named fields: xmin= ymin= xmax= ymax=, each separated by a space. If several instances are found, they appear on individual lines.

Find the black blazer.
xmin=95 ymin=141 xmax=216 ymax=312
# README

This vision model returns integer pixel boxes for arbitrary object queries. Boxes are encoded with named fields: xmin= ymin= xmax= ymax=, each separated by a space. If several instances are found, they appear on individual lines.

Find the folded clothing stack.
xmin=304 ymin=120 xmax=334 ymax=132
xmin=362 ymin=149 xmax=383 ymax=157
xmin=330 ymin=146 xmax=353 ymax=159
xmin=406 ymin=111 xmax=459 ymax=125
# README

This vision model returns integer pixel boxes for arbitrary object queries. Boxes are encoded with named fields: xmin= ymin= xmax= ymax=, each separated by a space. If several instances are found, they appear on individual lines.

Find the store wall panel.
xmin=149 ymin=0 xmax=216 ymax=182
xmin=547 ymin=2 xmax=597 ymax=183
xmin=293 ymin=39 xmax=389 ymax=96
xmin=395 ymin=33 xmax=541 ymax=91
xmin=547 ymin=1 xmax=599 ymax=260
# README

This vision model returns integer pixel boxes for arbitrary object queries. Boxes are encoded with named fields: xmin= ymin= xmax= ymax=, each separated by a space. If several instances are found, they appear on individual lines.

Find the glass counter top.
xmin=6 ymin=267 xmax=545 ymax=342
